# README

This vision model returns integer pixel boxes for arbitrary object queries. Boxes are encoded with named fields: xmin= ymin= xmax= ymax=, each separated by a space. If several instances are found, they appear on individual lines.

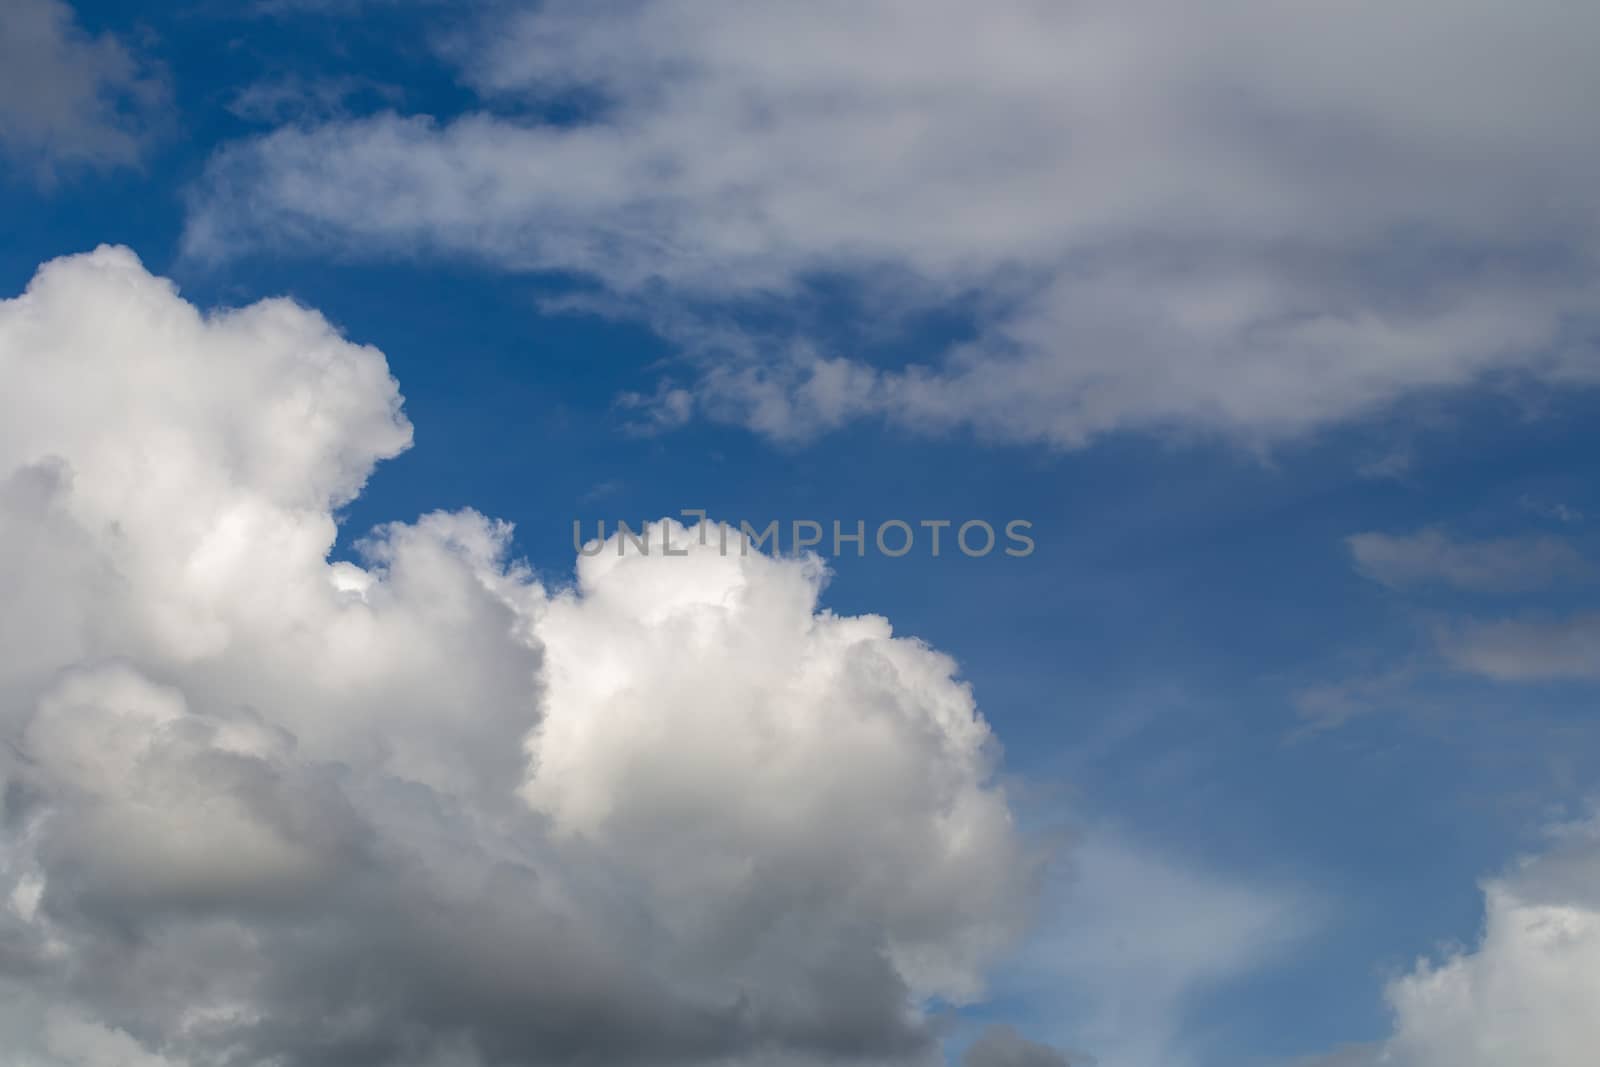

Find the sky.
xmin=2 ymin=2 xmax=1600 ymax=1066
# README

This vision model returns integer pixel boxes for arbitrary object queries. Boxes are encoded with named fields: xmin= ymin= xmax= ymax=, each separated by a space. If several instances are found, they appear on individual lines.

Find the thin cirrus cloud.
xmin=0 ymin=0 xmax=166 ymax=179
xmin=184 ymin=0 xmax=1600 ymax=447
xmin=0 ymin=246 xmax=1047 ymax=1067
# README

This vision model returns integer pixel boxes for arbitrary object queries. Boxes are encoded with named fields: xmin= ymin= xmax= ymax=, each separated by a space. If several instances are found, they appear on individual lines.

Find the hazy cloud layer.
xmin=188 ymin=0 xmax=1600 ymax=445
xmin=0 ymin=248 xmax=1038 ymax=1066
xmin=0 ymin=0 xmax=165 ymax=178
xmin=1001 ymin=832 xmax=1313 ymax=1067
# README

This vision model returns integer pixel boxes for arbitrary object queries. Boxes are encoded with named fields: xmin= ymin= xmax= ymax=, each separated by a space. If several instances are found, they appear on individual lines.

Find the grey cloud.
xmin=962 ymin=1026 xmax=1082 ymax=1067
xmin=1291 ymin=1047 xmax=1383 ymax=1067
xmin=0 ymin=0 xmax=165 ymax=179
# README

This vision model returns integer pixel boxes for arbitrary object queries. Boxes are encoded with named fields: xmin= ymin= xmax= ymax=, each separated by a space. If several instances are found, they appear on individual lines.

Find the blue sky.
xmin=4 ymin=3 xmax=1600 ymax=1067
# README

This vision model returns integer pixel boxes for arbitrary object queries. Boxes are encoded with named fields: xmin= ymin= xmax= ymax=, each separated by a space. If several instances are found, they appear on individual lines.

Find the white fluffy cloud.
xmin=0 ymin=247 xmax=1034 ymax=1065
xmin=530 ymin=526 xmax=1027 ymax=1005
xmin=1307 ymin=814 xmax=1600 ymax=1067
xmin=0 ymin=0 xmax=165 ymax=178
xmin=187 ymin=0 xmax=1600 ymax=445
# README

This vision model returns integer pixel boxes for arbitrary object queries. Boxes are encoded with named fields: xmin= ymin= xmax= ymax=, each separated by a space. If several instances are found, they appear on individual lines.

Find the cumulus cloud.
xmin=0 ymin=0 xmax=165 ymax=178
xmin=1347 ymin=529 xmax=1593 ymax=594
xmin=0 ymin=247 xmax=1034 ymax=1065
xmin=1304 ymin=812 xmax=1600 ymax=1067
xmin=186 ymin=0 xmax=1600 ymax=445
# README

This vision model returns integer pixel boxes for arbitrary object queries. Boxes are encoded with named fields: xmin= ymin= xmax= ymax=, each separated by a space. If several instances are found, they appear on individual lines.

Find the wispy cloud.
xmin=995 ymin=830 xmax=1318 ymax=1067
xmin=1438 ymin=614 xmax=1600 ymax=682
xmin=1347 ymin=528 xmax=1592 ymax=594
xmin=186 ymin=0 xmax=1600 ymax=447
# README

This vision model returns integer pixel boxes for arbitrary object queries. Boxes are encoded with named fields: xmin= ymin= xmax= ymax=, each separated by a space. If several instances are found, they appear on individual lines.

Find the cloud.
xmin=1438 ymin=614 xmax=1600 ymax=682
xmin=1520 ymin=497 xmax=1584 ymax=525
xmin=0 ymin=0 xmax=165 ymax=179
xmin=1347 ymin=529 xmax=1593 ymax=594
xmin=962 ymin=1025 xmax=1080 ymax=1067
xmin=0 ymin=247 xmax=1035 ymax=1065
xmin=1291 ymin=660 xmax=1428 ymax=733
xmin=1303 ymin=812 xmax=1600 ymax=1067
xmin=226 ymin=75 xmax=403 ymax=127
xmin=994 ymin=831 xmax=1315 ymax=1067
xmin=1336 ymin=526 xmax=1600 ymax=690
xmin=186 ymin=0 xmax=1600 ymax=446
